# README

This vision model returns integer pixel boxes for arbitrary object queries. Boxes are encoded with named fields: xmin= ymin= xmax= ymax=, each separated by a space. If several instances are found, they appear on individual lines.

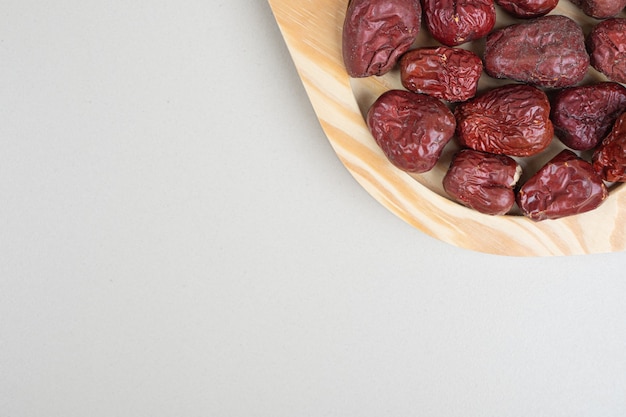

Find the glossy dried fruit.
xmin=422 ymin=0 xmax=496 ymax=47
xmin=517 ymin=150 xmax=608 ymax=221
xmin=399 ymin=47 xmax=483 ymax=102
xmin=484 ymin=15 xmax=589 ymax=88
xmin=551 ymin=82 xmax=626 ymax=151
xmin=593 ymin=112 xmax=626 ymax=182
xmin=495 ymin=0 xmax=558 ymax=18
xmin=342 ymin=0 xmax=421 ymax=78
xmin=443 ymin=149 xmax=522 ymax=215
xmin=366 ymin=90 xmax=456 ymax=173
xmin=587 ymin=18 xmax=626 ymax=84
xmin=455 ymin=84 xmax=554 ymax=157
xmin=570 ymin=0 xmax=626 ymax=18
xmin=400 ymin=46 xmax=483 ymax=102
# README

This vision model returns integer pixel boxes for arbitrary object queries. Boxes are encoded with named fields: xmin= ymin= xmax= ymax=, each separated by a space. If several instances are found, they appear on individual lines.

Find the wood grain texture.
xmin=268 ymin=0 xmax=626 ymax=256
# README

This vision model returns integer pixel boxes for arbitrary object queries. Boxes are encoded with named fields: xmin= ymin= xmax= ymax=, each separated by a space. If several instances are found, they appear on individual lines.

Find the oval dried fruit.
xmin=593 ymin=112 xmax=626 ymax=182
xmin=587 ymin=18 xmax=626 ymax=84
xmin=422 ymin=0 xmax=496 ymax=47
xmin=342 ymin=0 xmax=421 ymax=78
xmin=443 ymin=149 xmax=522 ymax=215
xmin=366 ymin=90 xmax=456 ymax=173
xmin=455 ymin=84 xmax=554 ymax=157
xmin=570 ymin=0 xmax=626 ymax=19
xmin=495 ymin=0 xmax=558 ymax=18
xmin=551 ymin=82 xmax=626 ymax=151
xmin=484 ymin=15 xmax=589 ymax=88
xmin=517 ymin=150 xmax=608 ymax=221
xmin=399 ymin=46 xmax=483 ymax=102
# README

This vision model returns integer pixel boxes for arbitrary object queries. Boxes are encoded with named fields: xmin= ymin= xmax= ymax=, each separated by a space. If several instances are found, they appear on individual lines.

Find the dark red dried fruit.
xmin=551 ymin=82 xmax=626 ymax=151
xmin=342 ymin=0 xmax=421 ymax=78
xmin=366 ymin=90 xmax=456 ymax=173
xmin=495 ymin=0 xmax=558 ymax=18
xmin=593 ymin=112 xmax=626 ymax=182
xmin=517 ymin=150 xmax=608 ymax=221
xmin=570 ymin=0 xmax=626 ymax=19
xmin=399 ymin=47 xmax=483 ymax=102
xmin=484 ymin=15 xmax=589 ymax=88
xmin=587 ymin=18 xmax=626 ymax=84
xmin=422 ymin=0 xmax=496 ymax=47
xmin=455 ymin=84 xmax=554 ymax=157
xmin=443 ymin=149 xmax=522 ymax=215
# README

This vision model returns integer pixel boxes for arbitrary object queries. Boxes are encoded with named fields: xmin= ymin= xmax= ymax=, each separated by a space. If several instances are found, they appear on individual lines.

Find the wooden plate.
xmin=268 ymin=0 xmax=626 ymax=256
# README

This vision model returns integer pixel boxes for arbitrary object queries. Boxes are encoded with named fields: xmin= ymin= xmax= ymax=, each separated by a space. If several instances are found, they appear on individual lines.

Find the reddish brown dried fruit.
xmin=342 ymin=0 xmax=421 ymax=78
xmin=570 ymin=0 xmax=626 ymax=19
xmin=484 ymin=15 xmax=589 ymax=88
xmin=587 ymin=18 xmax=626 ymax=84
xmin=517 ymin=150 xmax=608 ymax=221
xmin=551 ymin=82 xmax=626 ymax=151
xmin=422 ymin=0 xmax=496 ymax=47
xmin=399 ymin=47 xmax=483 ymax=102
xmin=455 ymin=84 xmax=554 ymax=157
xmin=443 ymin=149 xmax=522 ymax=215
xmin=593 ymin=112 xmax=626 ymax=182
xmin=366 ymin=90 xmax=456 ymax=173
xmin=495 ymin=0 xmax=558 ymax=18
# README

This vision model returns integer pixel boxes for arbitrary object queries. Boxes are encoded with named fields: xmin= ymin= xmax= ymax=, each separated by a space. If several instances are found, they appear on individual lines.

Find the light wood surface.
xmin=268 ymin=0 xmax=626 ymax=256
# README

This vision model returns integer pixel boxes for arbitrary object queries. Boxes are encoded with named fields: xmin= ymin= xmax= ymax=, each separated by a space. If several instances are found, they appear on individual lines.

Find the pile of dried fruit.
xmin=342 ymin=0 xmax=626 ymax=221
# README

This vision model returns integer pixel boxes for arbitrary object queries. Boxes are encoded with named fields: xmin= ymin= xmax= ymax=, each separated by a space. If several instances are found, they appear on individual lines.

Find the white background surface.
xmin=2 ymin=1 xmax=626 ymax=416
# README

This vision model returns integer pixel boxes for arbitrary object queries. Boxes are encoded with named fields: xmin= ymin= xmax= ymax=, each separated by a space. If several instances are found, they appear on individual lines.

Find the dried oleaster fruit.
xmin=551 ymin=82 xmax=626 ymax=151
xmin=517 ymin=150 xmax=608 ymax=221
xmin=495 ymin=0 xmax=558 ymax=18
xmin=484 ymin=15 xmax=589 ymax=88
xmin=366 ymin=90 xmax=456 ymax=173
xmin=443 ymin=149 xmax=522 ymax=215
xmin=570 ymin=0 xmax=626 ymax=19
xmin=342 ymin=0 xmax=421 ymax=78
xmin=422 ymin=0 xmax=496 ymax=47
xmin=399 ymin=46 xmax=483 ymax=102
xmin=455 ymin=84 xmax=554 ymax=157
xmin=593 ymin=112 xmax=626 ymax=182
xmin=587 ymin=18 xmax=626 ymax=84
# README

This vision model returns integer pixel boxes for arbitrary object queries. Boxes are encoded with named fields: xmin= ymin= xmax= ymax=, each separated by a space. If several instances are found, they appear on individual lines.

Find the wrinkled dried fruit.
xmin=551 ymin=82 xmax=626 ymax=151
xmin=443 ymin=149 xmax=522 ymax=215
xmin=399 ymin=47 xmax=483 ymax=102
xmin=517 ymin=150 xmax=608 ymax=221
xmin=587 ymin=18 xmax=626 ymax=84
xmin=366 ymin=90 xmax=456 ymax=173
xmin=570 ymin=0 xmax=626 ymax=19
xmin=342 ymin=0 xmax=421 ymax=78
xmin=422 ymin=0 xmax=496 ymax=47
xmin=593 ymin=112 xmax=626 ymax=182
xmin=495 ymin=0 xmax=558 ymax=18
xmin=484 ymin=15 xmax=589 ymax=88
xmin=455 ymin=84 xmax=554 ymax=157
